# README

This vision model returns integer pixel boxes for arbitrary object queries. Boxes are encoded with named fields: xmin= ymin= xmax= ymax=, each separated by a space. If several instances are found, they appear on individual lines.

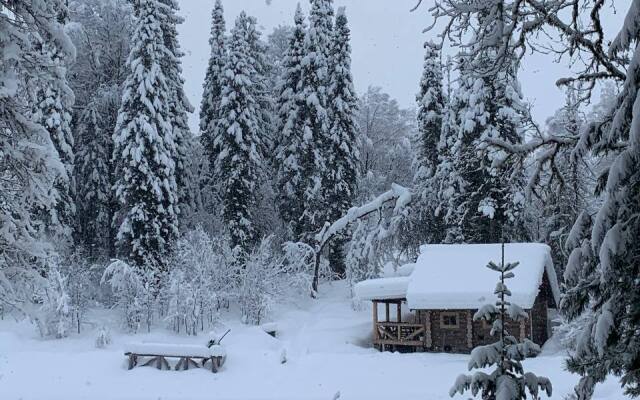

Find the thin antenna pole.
xmin=500 ymin=241 xmax=506 ymax=374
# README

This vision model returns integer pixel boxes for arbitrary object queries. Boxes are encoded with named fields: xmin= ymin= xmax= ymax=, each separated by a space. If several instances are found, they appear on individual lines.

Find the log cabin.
xmin=354 ymin=243 xmax=560 ymax=353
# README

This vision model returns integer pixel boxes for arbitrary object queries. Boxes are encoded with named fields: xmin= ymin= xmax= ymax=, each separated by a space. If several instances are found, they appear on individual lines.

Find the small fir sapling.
xmin=449 ymin=243 xmax=552 ymax=400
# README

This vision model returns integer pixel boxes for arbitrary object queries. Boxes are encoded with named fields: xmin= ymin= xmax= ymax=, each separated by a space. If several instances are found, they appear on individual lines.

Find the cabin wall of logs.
xmin=371 ymin=298 xmax=546 ymax=354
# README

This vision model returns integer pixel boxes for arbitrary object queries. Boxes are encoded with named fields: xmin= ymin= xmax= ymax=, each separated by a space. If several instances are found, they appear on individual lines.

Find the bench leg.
xmin=210 ymin=357 xmax=218 ymax=373
xmin=128 ymin=354 xmax=137 ymax=370
xmin=158 ymin=356 xmax=169 ymax=370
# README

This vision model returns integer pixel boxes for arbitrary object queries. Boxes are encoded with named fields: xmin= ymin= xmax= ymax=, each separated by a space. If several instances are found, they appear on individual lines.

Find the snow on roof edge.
xmin=354 ymin=276 xmax=409 ymax=301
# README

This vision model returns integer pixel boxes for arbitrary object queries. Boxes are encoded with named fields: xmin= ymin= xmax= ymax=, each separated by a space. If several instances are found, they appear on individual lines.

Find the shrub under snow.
xmin=238 ymin=236 xmax=314 ymax=325
xmin=164 ymin=227 xmax=235 ymax=334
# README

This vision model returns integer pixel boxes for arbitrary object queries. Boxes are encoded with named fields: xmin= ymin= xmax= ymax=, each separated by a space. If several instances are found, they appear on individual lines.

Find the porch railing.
xmin=374 ymin=321 xmax=426 ymax=347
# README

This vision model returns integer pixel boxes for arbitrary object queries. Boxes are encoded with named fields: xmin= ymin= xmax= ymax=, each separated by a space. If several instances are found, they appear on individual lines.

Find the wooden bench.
xmin=124 ymin=343 xmax=226 ymax=373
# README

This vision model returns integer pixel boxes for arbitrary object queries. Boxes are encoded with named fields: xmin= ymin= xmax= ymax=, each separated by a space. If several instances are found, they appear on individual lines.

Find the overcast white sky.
xmin=177 ymin=0 xmax=624 ymax=132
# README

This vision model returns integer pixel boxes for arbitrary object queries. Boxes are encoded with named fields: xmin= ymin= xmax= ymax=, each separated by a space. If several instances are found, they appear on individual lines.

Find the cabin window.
xmin=440 ymin=312 xmax=459 ymax=329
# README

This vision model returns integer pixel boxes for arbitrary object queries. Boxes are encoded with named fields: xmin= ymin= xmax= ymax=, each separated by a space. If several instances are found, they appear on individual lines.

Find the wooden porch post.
xmin=385 ymin=302 xmax=390 ymax=322
xmin=373 ymin=301 xmax=379 ymax=342
xmin=396 ymin=301 xmax=402 ymax=341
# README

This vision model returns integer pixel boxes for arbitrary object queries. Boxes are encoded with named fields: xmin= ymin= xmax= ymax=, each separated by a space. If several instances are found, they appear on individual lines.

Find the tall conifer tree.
xmin=275 ymin=4 xmax=307 ymax=237
xmin=212 ymin=12 xmax=266 ymax=254
xmin=158 ymin=0 xmax=196 ymax=224
xmin=112 ymin=0 xmax=179 ymax=274
xmin=324 ymin=7 xmax=358 ymax=277
xmin=200 ymin=0 xmax=226 ymax=179
xmin=75 ymin=104 xmax=112 ymax=258
xmin=295 ymin=0 xmax=333 ymax=242
xmin=443 ymin=44 xmax=527 ymax=243
xmin=35 ymin=4 xmax=76 ymax=243
xmin=412 ymin=41 xmax=446 ymax=247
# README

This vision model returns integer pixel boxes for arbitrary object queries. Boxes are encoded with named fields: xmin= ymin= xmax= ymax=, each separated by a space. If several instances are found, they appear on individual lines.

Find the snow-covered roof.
xmin=355 ymin=243 xmax=560 ymax=310
xmin=354 ymin=276 xmax=410 ymax=301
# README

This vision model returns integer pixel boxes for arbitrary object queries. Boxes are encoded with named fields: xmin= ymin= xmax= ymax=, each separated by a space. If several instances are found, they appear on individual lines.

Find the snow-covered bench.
xmin=124 ymin=343 xmax=226 ymax=372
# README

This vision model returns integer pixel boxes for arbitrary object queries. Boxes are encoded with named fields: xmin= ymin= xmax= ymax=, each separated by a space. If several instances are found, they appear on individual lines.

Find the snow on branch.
xmin=315 ymin=183 xmax=412 ymax=249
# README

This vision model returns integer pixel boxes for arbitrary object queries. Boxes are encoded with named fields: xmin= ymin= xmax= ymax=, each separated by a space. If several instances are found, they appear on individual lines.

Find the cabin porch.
xmin=371 ymin=299 xmax=428 ymax=351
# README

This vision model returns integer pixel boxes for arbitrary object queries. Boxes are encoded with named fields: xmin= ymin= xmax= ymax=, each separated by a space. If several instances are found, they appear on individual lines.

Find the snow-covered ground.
xmin=0 ymin=282 xmax=627 ymax=400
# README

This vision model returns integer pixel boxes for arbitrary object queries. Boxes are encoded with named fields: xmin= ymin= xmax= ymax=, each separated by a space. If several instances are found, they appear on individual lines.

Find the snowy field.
xmin=0 ymin=282 xmax=627 ymax=400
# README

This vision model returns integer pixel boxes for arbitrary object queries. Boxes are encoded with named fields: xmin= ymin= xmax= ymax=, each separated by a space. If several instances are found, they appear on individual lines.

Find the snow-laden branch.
xmin=315 ymin=183 xmax=412 ymax=250
xmin=310 ymin=183 xmax=412 ymax=297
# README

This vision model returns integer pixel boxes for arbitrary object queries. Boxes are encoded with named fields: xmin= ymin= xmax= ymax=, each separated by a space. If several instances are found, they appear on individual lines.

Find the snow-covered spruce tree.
xmin=112 ymin=0 xmax=179 ymax=275
xmin=246 ymin=14 xmax=276 ymax=155
xmin=275 ymin=4 xmax=307 ymax=239
xmin=450 ymin=248 xmax=552 ymax=399
xmin=294 ymin=0 xmax=334 ymax=242
xmin=0 ymin=0 xmax=75 ymax=315
xmin=323 ymin=7 xmax=359 ymax=277
xmin=74 ymin=104 xmax=112 ymax=259
xmin=433 ymin=56 xmax=465 ymax=244
xmin=33 ymin=2 xmax=76 ymax=245
xmin=445 ymin=44 xmax=527 ymax=244
xmin=158 ymin=0 xmax=197 ymax=227
xmin=200 ymin=0 xmax=226 ymax=195
xmin=212 ymin=12 xmax=267 ymax=254
xmin=410 ymin=41 xmax=446 ymax=248
xmin=560 ymin=4 xmax=640 ymax=396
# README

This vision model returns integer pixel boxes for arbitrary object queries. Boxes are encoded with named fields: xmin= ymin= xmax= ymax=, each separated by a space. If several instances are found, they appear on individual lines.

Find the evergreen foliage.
xmin=34 ymin=3 xmax=76 ymax=244
xmin=295 ymin=0 xmax=334 ymax=242
xmin=74 ymin=105 xmax=112 ymax=257
xmin=0 ymin=0 xmax=76 ymax=315
xmin=442 ymin=47 xmax=527 ymax=244
xmin=275 ymin=4 xmax=307 ymax=239
xmin=68 ymin=0 xmax=133 ymax=259
xmin=200 ymin=0 xmax=226 ymax=182
xmin=212 ymin=12 xmax=267 ymax=254
xmin=158 ymin=0 xmax=197 ymax=226
xmin=324 ymin=7 xmax=359 ymax=277
xmin=112 ymin=0 xmax=179 ymax=274
xmin=560 ymin=4 xmax=640 ymax=396
xmin=410 ymin=41 xmax=446 ymax=249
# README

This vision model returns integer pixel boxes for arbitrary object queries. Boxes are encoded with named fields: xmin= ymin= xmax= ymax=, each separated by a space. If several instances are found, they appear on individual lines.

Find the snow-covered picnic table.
xmin=124 ymin=342 xmax=226 ymax=372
